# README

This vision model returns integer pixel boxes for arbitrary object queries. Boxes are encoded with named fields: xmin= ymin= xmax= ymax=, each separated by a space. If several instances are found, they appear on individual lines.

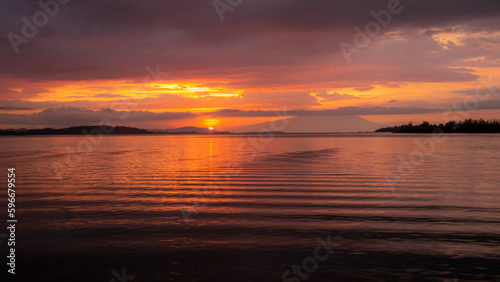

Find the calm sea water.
xmin=1 ymin=133 xmax=499 ymax=281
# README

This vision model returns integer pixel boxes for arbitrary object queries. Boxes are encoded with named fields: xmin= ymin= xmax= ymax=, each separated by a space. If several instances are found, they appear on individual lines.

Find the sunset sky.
xmin=1 ymin=0 xmax=500 ymax=130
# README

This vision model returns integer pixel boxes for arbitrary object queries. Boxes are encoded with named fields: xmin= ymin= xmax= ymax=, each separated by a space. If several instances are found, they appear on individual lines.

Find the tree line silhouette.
xmin=376 ymin=119 xmax=500 ymax=133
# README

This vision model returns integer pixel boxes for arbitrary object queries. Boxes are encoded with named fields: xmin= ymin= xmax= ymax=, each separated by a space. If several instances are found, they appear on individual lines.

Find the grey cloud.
xmin=93 ymin=93 xmax=128 ymax=98
xmin=0 ymin=106 xmax=32 ymax=111
xmin=1 ymin=0 xmax=499 ymax=82
xmin=315 ymin=92 xmax=362 ymax=102
xmin=354 ymin=86 xmax=374 ymax=92
xmin=205 ymin=106 xmax=445 ymax=117
xmin=0 ymin=106 xmax=197 ymax=126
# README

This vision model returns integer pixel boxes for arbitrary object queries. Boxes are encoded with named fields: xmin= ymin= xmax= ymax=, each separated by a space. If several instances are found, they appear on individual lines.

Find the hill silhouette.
xmin=0 ymin=126 xmax=152 ymax=135
xmin=0 ymin=125 xmax=231 ymax=136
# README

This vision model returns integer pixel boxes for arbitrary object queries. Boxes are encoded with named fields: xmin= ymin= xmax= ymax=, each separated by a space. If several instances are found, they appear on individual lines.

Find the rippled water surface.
xmin=1 ymin=133 xmax=499 ymax=281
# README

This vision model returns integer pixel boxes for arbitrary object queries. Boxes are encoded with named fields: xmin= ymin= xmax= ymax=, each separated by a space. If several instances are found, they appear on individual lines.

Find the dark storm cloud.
xmin=1 ymin=0 xmax=499 ymax=81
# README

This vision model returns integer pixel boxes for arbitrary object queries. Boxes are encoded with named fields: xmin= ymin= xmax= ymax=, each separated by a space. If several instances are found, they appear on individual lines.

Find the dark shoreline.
xmin=376 ymin=119 xmax=500 ymax=133
xmin=3 ymin=123 xmax=500 ymax=136
xmin=0 ymin=125 xmax=233 ymax=136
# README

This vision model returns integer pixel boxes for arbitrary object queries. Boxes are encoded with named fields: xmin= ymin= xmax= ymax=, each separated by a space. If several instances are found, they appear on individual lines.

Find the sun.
xmin=208 ymin=127 xmax=214 ymax=131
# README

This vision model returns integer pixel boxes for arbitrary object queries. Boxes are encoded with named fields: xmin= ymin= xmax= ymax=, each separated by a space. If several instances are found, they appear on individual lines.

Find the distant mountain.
xmin=0 ymin=126 xmax=152 ymax=135
xmin=230 ymin=115 xmax=380 ymax=133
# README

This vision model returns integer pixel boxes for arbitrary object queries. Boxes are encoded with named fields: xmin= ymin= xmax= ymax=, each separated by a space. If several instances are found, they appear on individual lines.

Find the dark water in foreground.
xmin=1 ymin=133 xmax=499 ymax=281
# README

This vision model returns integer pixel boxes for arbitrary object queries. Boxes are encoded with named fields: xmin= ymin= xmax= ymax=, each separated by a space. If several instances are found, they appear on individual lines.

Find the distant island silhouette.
xmin=376 ymin=119 xmax=500 ymax=133
xmin=0 ymin=125 xmax=230 ymax=136
xmin=0 ymin=126 xmax=151 ymax=136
